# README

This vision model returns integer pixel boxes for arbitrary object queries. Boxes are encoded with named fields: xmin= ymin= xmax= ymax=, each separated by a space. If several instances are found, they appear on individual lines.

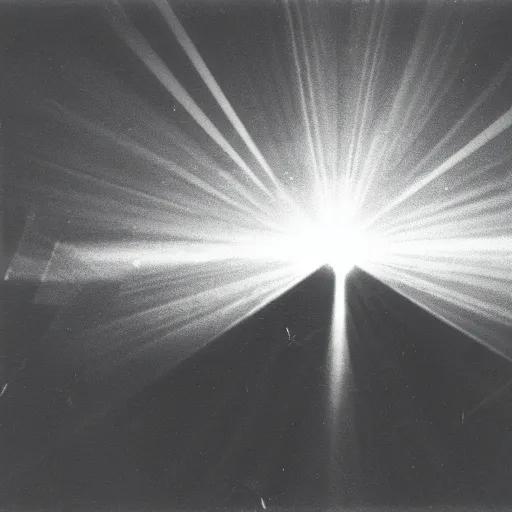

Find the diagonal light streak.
xmin=357 ymin=31 xmax=512 ymax=213
xmin=364 ymin=104 xmax=512 ymax=228
xmin=45 ymin=101 xmax=276 ymax=222
xmin=344 ymin=0 xmax=382 ymax=197
xmin=284 ymin=0 xmax=324 ymax=201
xmin=109 ymin=3 xmax=274 ymax=198
xmin=367 ymin=262 xmax=512 ymax=361
xmin=349 ymin=1 xmax=389 ymax=197
xmin=294 ymin=0 xmax=329 ymax=193
xmin=379 ymin=17 xmax=458 ymax=168
xmin=152 ymin=0 xmax=282 ymax=191
xmin=375 ymin=163 xmax=511 ymax=237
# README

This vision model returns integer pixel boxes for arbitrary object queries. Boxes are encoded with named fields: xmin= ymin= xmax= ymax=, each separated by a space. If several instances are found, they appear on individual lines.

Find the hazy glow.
xmin=320 ymin=219 xmax=371 ymax=276
xmin=283 ymin=206 xmax=374 ymax=277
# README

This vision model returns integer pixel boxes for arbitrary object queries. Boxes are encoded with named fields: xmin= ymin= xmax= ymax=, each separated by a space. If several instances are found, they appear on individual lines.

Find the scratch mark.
xmin=260 ymin=496 xmax=267 ymax=509
xmin=0 ymin=383 xmax=8 ymax=397
xmin=465 ymin=377 xmax=512 ymax=422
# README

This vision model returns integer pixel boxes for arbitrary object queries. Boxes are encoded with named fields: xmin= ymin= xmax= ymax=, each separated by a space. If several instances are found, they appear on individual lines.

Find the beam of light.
xmin=77 ymin=259 xmax=316 ymax=408
xmin=363 ymin=235 xmax=512 ymax=360
xmin=284 ymin=0 xmax=325 ymax=200
xmin=108 ymin=3 xmax=274 ymax=199
xmin=43 ymin=102 xmax=276 ymax=223
xmin=354 ymin=8 xmax=465 ymax=209
xmin=345 ymin=1 xmax=389 ymax=197
xmin=364 ymin=104 xmax=512 ymax=229
xmin=326 ymin=273 xmax=361 ymax=502
xmin=379 ymin=52 xmax=512 ymax=195
xmin=152 ymin=0 xmax=281 ymax=191
xmin=328 ymin=275 xmax=349 ymax=490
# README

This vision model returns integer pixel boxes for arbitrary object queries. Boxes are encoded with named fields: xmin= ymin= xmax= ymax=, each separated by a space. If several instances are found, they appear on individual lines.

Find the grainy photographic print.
xmin=2 ymin=0 xmax=512 ymax=510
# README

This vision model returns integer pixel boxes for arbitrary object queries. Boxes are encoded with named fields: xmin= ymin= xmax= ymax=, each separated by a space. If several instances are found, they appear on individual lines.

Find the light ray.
xmin=348 ymin=1 xmax=389 ymax=197
xmin=365 ymin=104 xmax=512 ymax=229
xmin=327 ymin=274 xmax=358 ymax=501
xmin=152 ymin=0 xmax=282 ymax=191
xmin=364 ymin=233 xmax=512 ymax=359
xmin=284 ymin=0 xmax=323 ymax=200
xmin=328 ymin=276 xmax=349 ymax=441
xmin=109 ymin=4 xmax=274 ymax=198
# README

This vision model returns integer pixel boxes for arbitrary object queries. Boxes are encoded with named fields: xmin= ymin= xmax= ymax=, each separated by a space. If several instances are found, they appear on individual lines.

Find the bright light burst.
xmin=6 ymin=0 xmax=512 ymax=433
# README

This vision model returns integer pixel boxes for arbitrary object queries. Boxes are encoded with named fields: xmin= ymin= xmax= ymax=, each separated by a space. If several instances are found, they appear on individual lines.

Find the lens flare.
xmin=5 ymin=0 xmax=512 ymax=491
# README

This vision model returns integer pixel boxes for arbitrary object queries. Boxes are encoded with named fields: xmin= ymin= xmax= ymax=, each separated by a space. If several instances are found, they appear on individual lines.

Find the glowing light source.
xmin=282 ymin=205 xmax=373 ymax=277
xmin=318 ymin=216 xmax=370 ymax=276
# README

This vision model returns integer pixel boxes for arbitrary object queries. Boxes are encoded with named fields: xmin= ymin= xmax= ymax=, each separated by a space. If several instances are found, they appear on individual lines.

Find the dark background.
xmin=3 ymin=1 xmax=512 ymax=510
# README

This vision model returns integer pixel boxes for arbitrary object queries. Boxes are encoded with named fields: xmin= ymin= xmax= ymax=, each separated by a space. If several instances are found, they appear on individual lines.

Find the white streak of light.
xmin=327 ymin=274 xmax=354 ymax=497
xmin=109 ymin=5 xmax=273 ymax=198
xmin=78 ymin=261 xmax=317 ymax=412
xmin=364 ymin=235 xmax=512 ymax=359
xmin=365 ymin=105 xmax=512 ymax=228
xmin=45 ymin=103 xmax=273 ymax=223
xmin=153 ymin=0 xmax=280 ymax=190
xmin=284 ymin=0 xmax=323 ymax=198
xmin=328 ymin=275 xmax=349 ymax=447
